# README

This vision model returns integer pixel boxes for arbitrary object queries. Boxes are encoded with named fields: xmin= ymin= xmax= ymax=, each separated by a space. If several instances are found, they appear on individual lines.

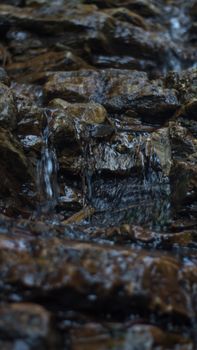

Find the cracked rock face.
xmin=0 ymin=0 xmax=196 ymax=349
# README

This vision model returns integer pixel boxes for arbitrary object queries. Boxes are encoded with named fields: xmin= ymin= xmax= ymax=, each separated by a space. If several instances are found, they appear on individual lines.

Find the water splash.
xmin=36 ymin=109 xmax=59 ymax=219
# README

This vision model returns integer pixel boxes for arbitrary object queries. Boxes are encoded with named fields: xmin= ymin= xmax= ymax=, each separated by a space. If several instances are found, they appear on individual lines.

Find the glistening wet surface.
xmin=0 ymin=0 xmax=196 ymax=349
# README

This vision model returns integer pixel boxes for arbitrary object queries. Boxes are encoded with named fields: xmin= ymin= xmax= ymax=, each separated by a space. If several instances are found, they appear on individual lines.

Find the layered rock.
xmin=0 ymin=0 xmax=196 ymax=349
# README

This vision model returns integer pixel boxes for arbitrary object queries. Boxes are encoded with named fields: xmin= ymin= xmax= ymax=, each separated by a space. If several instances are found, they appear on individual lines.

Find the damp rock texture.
xmin=0 ymin=0 xmax=197 ymax=349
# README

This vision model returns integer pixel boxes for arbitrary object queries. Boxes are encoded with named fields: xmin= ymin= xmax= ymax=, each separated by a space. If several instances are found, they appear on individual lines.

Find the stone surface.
xmin=0 ymin=303 xmax=61 ymax=349
xmin=0 ymin=1 xmax=196 ymax=349
xmin=0 ymin=233 xmax=192 ymax=322
xmin=44 ymin=69 xmax=179 ymax=121
xmin=0 ymin=83 xmax=17 ymax=129
xmin=0 ymin=127 xmax=34 ymax=216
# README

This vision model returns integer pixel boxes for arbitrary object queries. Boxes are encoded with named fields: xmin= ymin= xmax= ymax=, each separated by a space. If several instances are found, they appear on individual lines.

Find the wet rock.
xmin=123 ymin=325 xmax=192 ymax=350
xmin=0 ymin=0 xmax=24 ymax=5
xmin=0 ymin=83 xmax=17 ymax=130
xmin=85 ymin=128 xmax=172 ymax=176
xmin=166 ymin=68 xmax=197 ymax=120
xmin=91 ymin=224 xmax=157 ymax=244
xmin=71 ymin=323 xmax=192 ymax=350
xmin=58 ymin=184 xmax=83 ymax=211
xmin=0 ymin=303 xmax=61 ymax=349
xmin=0 ymin=127 xmax=34 ymax=215
xmin=0 ymin=67 xmax=10 ymax=86
xmin=121 ymin=0 xmax=161 ymax=18
xmin=11 ymin=83 xmax=44 ymax=152
xmin=91 ymin=54 xmax=156 ymax=71
xmin=151 ymin=127 xmax=172 ymax=176
xmin=177 ymin=99 xmax=197 ymax=120
xmin=58 ymin=152 xmax=83 ymax=176
xmin=0 ymin=128 xmax=33 ymax=185
xmin=86 ymin=0 xmax=161 ymax=17
xmin=170 ymin=160 xmax=197 ymax=210
xmin=92 ymin=142 xmax=135 ymax=174
xmin=0 ymin=3 xmax=167 ymax=67
xmin=7 ymin=51 xmax=92 ymax=83
xmin=169 ymin=116 xmax=197 ymax=216
xmin=0 ymin=237 xmax=191 ymax=321
xmin=12 ymin=82 xmax=43 ymax=117
xmin=50 ymin=99 xmax=107 ymax=125
xmin=189 ymin=1 xmax=197 ymax=19
xmin=0 ymin=0 xmax=196 ymax=348
xmin=92 ymin=223 xmax=197 ymax=249
xmin=169 ymin=121 xmax=197 ymax=160
xmin=49 ymin=99 xmax=108 ymax=148
xmin=104 ymin=7 xmax=148 ymax=29
xmin=45 ymin=69 xmax=179 ymax=121
xmin=177 ymin=118 xmax=197 ymax=139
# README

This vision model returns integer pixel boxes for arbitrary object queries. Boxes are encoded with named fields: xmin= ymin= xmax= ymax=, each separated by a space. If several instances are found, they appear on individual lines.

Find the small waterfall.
xmin=36 ymin=108 xmax=59 ymax=220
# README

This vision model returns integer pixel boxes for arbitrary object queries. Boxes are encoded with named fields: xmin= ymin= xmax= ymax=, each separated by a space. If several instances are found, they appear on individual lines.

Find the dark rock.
xmin=123 ymin=324 xmax=192 ymax=350
xmin=0 ymin=1 xmax=178 ymax=81
xmin=7 ymin=50 xmax=92 ymax=83
xmin=104 ymin=7 xmax=148 ymax=29
xmin=169 ymin=117 xmax=197 ymax=217
xmin=58 ymin=184 xmax=83 ymax=211
xmin=0 ymin=235 xmax=192 ymax=321
xmin=189 ymin=1 xmax=197 ymax=19
xmin=166 ymin=68 xmax=197 ymax=120
xmin=0 ymin=1 xmax=196 ymax=348
xmin=0 ymin=67 xmax=10 ymax=86
xmin=85 ymin=0 xmax=161 ymax=17
xmin=169 ymin=121 xmax=197 ymax=158
xmin=44 ymin=69 xmax=179 ymax=121
xmin=171 ymin=160 xmax=197 ymax=209
xmin=0 ymin=127 xmax=34 ymax=215
xmin=71 ymin=323 xmax=192 ymax=350
xmin=49 ymin=99 xmax=108 ymax=150
xmin=0 ymin=83 xmax=17 ymax=129
xmin=91 ymin=54 xmax=157 ymax=72
xmin=0 ymin=303 xmax=61 ymax=349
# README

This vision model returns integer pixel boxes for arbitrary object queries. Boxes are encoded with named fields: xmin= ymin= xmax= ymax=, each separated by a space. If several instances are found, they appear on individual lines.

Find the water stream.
xmin=0 ymin=0 xmax=196 ymax=348
xmin=36 ymin=108 xmax=59 ymax=220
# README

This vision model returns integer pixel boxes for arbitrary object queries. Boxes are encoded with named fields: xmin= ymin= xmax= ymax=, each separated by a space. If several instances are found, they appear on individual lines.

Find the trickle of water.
xmin=36 ymin=109 xmax=59 ymax=218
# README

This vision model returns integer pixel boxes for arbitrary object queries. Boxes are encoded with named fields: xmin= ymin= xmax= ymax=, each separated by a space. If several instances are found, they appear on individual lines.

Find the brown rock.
xmin=44 ymin=69 xmax=179 ymax=121
xmin=0 ymin=237 xmax=191 ymax=321
xmin=0 ymin=83 xmax=17 ymax=130
xmin=0 ymin=303 xmax=61 ymax=349
xmin=0 ymin=127 xmax=34 ymax=215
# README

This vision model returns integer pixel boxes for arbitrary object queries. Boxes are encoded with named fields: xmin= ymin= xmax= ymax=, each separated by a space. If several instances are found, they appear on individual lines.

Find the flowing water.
xmin=0 ymin=0 xmax=196 ymax=349
xmin=36 ymin=108 xmax=59 ymax=220
xmin=33 ymin=0 xmax=194 ymax=230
